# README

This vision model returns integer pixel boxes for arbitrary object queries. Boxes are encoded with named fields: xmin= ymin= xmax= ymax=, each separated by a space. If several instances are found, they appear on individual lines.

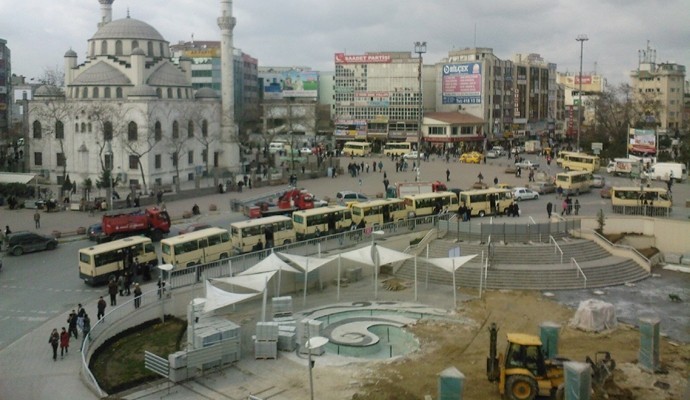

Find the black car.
xmin=87 ymin=223 xmax=103 ymax=241
xmin=5 ymin=231 xmax=59 ymax=256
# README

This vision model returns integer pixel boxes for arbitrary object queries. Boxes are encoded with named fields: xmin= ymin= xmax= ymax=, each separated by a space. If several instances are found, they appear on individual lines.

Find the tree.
xmin=185 ymin=102 xmax=221 ymax=179
xmin=119 ymin=103 xmax=165 ymax=194
xmin=167 ymin=105 xmax=193 ymax=192
xmin=31 ymin=93 xmax=74 ymax=183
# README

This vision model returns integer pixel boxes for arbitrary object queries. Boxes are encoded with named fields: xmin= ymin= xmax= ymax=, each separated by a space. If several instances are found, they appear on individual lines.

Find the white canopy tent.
xmin=339 ymin=244 xmax=414 ymax=299
xmin=277 ymin=253 xmax=337 ymax=306
xmin=212 ymin=271 xmax=277 ymax=293
xmin=423 ymin=255 xmax=478 ymax=307
xmin=203 ymin=280 xmax=261 ymax=314
xmin=238 ymin=252 xmax=302 ymax=297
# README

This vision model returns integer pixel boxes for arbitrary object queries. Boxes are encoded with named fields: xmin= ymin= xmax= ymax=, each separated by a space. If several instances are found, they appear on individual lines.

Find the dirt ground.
xmin=313 ymin=290 xmax=689 ymax=400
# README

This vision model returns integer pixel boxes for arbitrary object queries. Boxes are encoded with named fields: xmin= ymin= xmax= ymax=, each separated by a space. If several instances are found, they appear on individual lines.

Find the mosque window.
xmin=88 ymin=123 xmax=92 ymax=133
xmin=155 ymin=154 xmax=161 ymax=169
xmin=202 ymin=120 xmax=208 ymax=137
xmin=147 ymin=41 xmax=154 ymax=56
xmin=116 ymin=88 xmax=123 ymax=98
xmin=129 ymin=155 xmax=139 ymax=170
xmin=188 ymin=120 xmax=194 ymax=138
xmin=159 ymin=42 xmax=164 ymax=57
xmin=55 ymin=121 xmax=64 ymax=139
xmin=75 ymin=123 xmax=79 ymax=132
xmin=101 ymin=40 xmax=107 ymax=55
xmin=93 ymin=87 xmax=99 ymax=98
xmin=177 ymin=88 xmax=182 ymax=98
xmin=154 ymin=121 xmax=162 ymax=141
xmin=104 ymin=87 xmax=111 ymax=98
xmin=34 ymin=152 xmax=43 ymax=166
xmin=172 ymin=121 xmax=179 ymax=139
xmin=82 ymin=87 xmax=88 ymax=98
xmin=132 ymin=40 xmax=139 ymax=51
xmin=188 ymin=151 xmax=194 ymax=165
xmin=115 ymin=40 xmax=123 ymax=56
xmin=128 ymin=121 xmax=138 ymax=141
xmin=81 ymin=123 xmax=86 ymax=133
xmin=167 ymin=88 xmax=173 ymax=98
xmin=57 ymin=153 xmax=66 ymax=167
xmin=33 ymin=121 xmax=42 ymax=139
xmin=91 ymin=42 xmax=95 ymax=57
xmin=104 ymin=121 xmax=113 ymax=141
xmin=156 ymin=88 xmax=162 ymax=98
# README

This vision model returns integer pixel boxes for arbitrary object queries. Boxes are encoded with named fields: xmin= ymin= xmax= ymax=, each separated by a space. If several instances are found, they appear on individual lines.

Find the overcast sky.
xmin=3 ymin=0 xmax=688 ymax=87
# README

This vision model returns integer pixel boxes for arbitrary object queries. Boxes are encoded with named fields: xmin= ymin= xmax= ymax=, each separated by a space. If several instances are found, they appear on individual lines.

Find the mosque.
xmin=27 ymin=0 xmax=240 ymax=195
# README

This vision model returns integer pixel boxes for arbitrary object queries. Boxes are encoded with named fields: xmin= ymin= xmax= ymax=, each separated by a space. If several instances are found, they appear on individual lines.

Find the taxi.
xmin=459 ymin=151 xmax=483 ymax=164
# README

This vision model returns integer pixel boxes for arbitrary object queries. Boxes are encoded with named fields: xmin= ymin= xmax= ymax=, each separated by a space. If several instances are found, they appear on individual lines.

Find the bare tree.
xmin=31 ymin=92 xmax=73 ymax=183
xmin=185 ymin=102 xmax=221 ymax=177
xmin=167 ymin=105 xmax=193 ymax=192
xmin=38 ymin=65 xmax=65 ymax=88
xmin=119 ymin=103 xmax=165 ymax=194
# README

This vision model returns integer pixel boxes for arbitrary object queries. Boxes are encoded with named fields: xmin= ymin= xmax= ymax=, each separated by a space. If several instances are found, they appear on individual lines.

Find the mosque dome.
xmin=64 ymin=49 xmax=78 ymax=57
xmin=131 ymin=47 xmax=146 ymax=56
xmin=34 ymin=85 xmax=65 ymax=97
xmin=195 ymin=87 xmax=219 ymax=99
xmin=90 ymin=17 xmax=165 ymax=42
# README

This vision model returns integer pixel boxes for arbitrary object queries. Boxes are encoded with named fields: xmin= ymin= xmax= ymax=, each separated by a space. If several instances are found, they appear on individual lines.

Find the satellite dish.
xmin=158 ymin=263 xmax=174 ymax=272
xmin=305 ymin=336 xmax=329 ymax=350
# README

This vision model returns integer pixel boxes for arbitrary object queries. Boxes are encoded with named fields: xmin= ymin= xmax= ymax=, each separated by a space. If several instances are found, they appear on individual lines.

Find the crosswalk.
xmin=0 ymin=284 xmax=101 ymax=294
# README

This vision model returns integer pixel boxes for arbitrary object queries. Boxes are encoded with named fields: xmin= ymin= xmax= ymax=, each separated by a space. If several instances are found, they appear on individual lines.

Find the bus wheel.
xmin=478 ymin=210 xmax=486 ymax=217
xmin=220 ymin=253 xmax=228 ymax=259
xmin=575 ymin=189 xmax=580 ymax=196
xmin=283 ymin=239 xmax=292 ymax=245
xmin=565 ymin=167 xmax=570 ymax=172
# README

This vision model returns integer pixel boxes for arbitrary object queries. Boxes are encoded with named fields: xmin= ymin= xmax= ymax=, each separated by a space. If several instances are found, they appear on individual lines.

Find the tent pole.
xmin=452 ymin=259 xmax=457 ymax=309
xmin=262 ymin=276 xmax=268 ymax=322
xmin=337 ymin=255 xmax=341 ymax=301
xmin=303 ymin=260 xmax=309 ymax=307
xmin=277 ymin=265 xmax=282 ymax=297
xmin=425 ymin=243 xmax=430 ymax=289
xmin=414 ymin=256 xmax=418 ymax=301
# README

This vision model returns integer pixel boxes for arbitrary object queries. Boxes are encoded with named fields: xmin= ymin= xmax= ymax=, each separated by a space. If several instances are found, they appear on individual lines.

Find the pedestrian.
xmin=477 ymin=172 xmax=483 ymax=183
xmin=60 ymin=327 xmax=70 ymax=358
xmin=378 ymin=161 xmax=383 ymax=172
xmin=566 ymin=197 xmax=573 ymax=215
xmin=117 ymin=274 xmax=125 ymax=296
xmin=124 ymin=271 xmax=132 ymax=296
xmin=133 ymin=283 xmax=142 ymax=309
xmin=67 ymin=309 xmax=79 ymax=339
xmin=557 ymin=186 xmax=563 ymax=199
xmin=108 ymin=278 xmax=118 ymax=306
xmin=34 ymin=211 xmax=41 ymax=228
xmin=546 ymin=202 xmax=553 ymax=219
xmin=77 ymin=304 xmax=85 ymax=333
xmin=493 ymin=177 xmax=498 ymax=186
xmin=82 ymin=313 xmax=91 ymax=348
xmin=574 ymin=199 xmax=581 ymax=215
xmin=5 ymin=225 xmax=11 ymax=236
xmin=156 ymin=190 xmax=163 ymax=205
xmin=49 ymin=328 xmax=59 ymax=361
xmin=157 ymin=277 xmax=166 ymax=299
xmin=561 ymin=199 xmax=568 ymax=216
xmin=383 ymin=171 xmax=387 ymax=180
xmin=372 ymin=161 xmax=377 ymax=173
xmin=97 ymin=296 xmax=107 ymax=320
xmin=446 ymin=169 xmax=450 ymax=182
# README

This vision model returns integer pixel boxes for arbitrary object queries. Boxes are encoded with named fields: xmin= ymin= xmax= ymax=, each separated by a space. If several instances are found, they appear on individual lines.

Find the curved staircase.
xmin=393 ymin=238 xmax=649 ymax=290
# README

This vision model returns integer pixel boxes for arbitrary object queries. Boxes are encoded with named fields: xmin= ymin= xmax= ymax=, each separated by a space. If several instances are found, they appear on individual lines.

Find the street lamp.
xmin=371 ymin=229 xmax=385 ymax=299
xmin=305 ymin=336 xmax=329 ymax=400
xmin=576 ymin=34 xmax=589 ymax=152
xmin=105 ymin=140 xmax=114 ymax=211
xmin=414 ymin=41 xmax=427 ymax=182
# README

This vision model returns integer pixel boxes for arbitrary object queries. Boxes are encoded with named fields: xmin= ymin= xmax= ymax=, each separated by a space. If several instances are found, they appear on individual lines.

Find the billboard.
xmin=262 ymin=70 xmax=319 ymax=99
xmin=335 ymin=120 xmax=367 ymax=137
xmin=354 ymin=91 xmax=390 ymax=107
xmin=442 ymin=63 xmax=482 ymax=104
xmin=628 ymin=128 xmax=656 ymax=155
xmin=334 ymin=53 xmax=392 ymax=64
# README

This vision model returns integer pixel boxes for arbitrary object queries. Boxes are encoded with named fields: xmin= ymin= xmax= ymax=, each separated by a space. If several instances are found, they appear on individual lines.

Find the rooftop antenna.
xmin=126 ymin=7 xmax=130 ymax=18
xmin=473 ymin=23 xmax=477 ymax=47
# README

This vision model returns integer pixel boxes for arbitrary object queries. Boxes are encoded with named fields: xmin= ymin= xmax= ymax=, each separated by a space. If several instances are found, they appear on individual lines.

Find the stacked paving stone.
xmin=297 ymin=318 xmax=325 ymax=355
xmin=254 ymin=321 xmax=279 ymax=360
xmin=272 ymin=296 xmax=298 ymax=352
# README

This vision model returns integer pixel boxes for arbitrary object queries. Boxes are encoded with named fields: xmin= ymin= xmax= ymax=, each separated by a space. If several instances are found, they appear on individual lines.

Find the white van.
xmin=269 ymin=142 xmax=289 ymax=154
xmin=647 ymin=162 xmax=687 ymax=183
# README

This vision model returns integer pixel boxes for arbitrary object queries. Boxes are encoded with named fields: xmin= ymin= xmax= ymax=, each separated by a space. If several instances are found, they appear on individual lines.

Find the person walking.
xmin=493 ymin=176 xmax=498 ymax=186
xmin=477 ymin=172 xmax=484 ymax=183
xmin=134 ymin=283 xmax=143 ymax=309
xmin=124 ymin=271 xmax=132 ymax=296
xmin=97 ymin=296 xmax=107 ymax=320
xmin=77 ymin=304 xmax=85 ymax=333
xmin=574 ymin=199 xmax=581 ymax=215
xmin=49 ymin=328 xmax=59 ymax=361
xmin=82 ymin=313 xmax=91 ymax=349
xmin=378 ymin=161 xmax=383 ymax=172
xmin=59 ymin=327 xmax=70 ymax=358
xmin=561 ymin=198 xmax=568 ymax=216
xmin=67 ymin=309 xmax=78 ymax=339
xmin=117 ymin=274 xmax=125 ymax=296
xmin=446 ymin=168 xmax=450 ymax=182
xmin=34 ymin=211 xmax=41 ymax=228
xmin=108 ymin=278 xmax=118 ymax=306
xmin=546 ymin=202 xmax=553 ymax=219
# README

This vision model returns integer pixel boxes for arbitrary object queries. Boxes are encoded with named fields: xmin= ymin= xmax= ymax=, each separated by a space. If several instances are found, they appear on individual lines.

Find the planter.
xmin=52 ymin=230 xmax=62 ymax=238
xmin=209 ymin=204 xmax=217 ymax=211
xmin=76 ymin=226 xmax=86 ymax=235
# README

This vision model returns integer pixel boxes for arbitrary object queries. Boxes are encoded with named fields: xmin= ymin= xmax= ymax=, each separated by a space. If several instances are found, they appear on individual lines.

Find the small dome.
xmin=91 ymin=18 xmax=165 ymax=42
xmin=195 ymin=87 xmax=219 ymax=99
xmin=34 ymin=85 xmax=65 ymax=97
xmin=132 ymin=47 xmax=146 ymax=56
xmin=64 ymin=49 xmax=77 ymax=57
xmin=72 ymin=61 xmax=131 ymax=85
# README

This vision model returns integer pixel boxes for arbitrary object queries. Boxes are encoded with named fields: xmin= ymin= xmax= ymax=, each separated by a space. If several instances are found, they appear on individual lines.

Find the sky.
xmin=2 ymin=0 xmax=688 ymax=87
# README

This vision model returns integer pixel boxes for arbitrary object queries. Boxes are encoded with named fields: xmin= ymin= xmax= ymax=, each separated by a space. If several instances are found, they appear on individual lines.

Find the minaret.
xmin=217 ymin=0 xmax=240 ymax=172
xmin=98 ymin=0 xmax=115 ymax=28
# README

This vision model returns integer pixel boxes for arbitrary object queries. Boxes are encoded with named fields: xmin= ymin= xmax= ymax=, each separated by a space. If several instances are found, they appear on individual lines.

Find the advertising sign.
xmin=354 ymin=91 xmax=390 ymax=107
xmin=442 ymin=63 xmax=482 ymax=104
xmin=335 ymin=120 xmax=367 ymax=137
xmin=262 ymin=70 xmax=319 ymax=99
xmin=334 ymin=53 xmax=392 ymax=64
xmin=183 ymin=48 xmax=219 ymax=58
xmin=628 ymin=128 xmax=656 ymax=155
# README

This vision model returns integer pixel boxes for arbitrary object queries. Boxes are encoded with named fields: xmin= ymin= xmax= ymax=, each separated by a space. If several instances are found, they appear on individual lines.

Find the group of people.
xmin=48 ymin=304 xmax=91 ymax=361
xmin=560 ymin=196 xmax=580 ymax=216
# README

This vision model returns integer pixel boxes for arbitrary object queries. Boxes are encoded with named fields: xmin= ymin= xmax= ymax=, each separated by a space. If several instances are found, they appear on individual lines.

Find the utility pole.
xmin=414 ymin=41 xmax=427 ymax=182
xmin=576 ymin=34 xmax=589 ymax=152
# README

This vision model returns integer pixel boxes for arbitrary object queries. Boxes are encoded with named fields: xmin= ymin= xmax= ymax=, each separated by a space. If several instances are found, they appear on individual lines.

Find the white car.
xmin=486 ymin=150 xmax=500 ymax=159
xmin=515 ymin=160 xmax=540 ymax=169
xmin=299 ymin=147 xmax=313 ymax=155
xmin=403 ymin=151 xmax=424 ymax=160
xmin=513 ymin=187 xmax=540 ymax=201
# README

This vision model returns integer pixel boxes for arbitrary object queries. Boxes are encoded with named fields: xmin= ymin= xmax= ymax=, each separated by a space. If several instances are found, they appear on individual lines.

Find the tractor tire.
xmin=506 ymin=375 xmax=538 ymax=400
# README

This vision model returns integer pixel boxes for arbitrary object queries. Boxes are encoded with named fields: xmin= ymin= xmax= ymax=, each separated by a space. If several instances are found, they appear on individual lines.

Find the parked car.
xmin=403 ymin=151 xmax=425 ymax=160
xmin=515 ymin=160 xmax=540 ymax=169
xmin=299 ymin=147 xmax=313 ymax=155
xmin=528 ymin=181 xmax=556 ymax=195
xmin=600 ymin=185 xmax=612 ymax=199
xmin=87 ymin=223 xmax=103 ymax=241
xmin=460 ymin=151 xmax=483 ymax=164
xmin=486 ymin=150 xmax=500 ymax=159
xmin=5 ymin=231 xmax=58 ymax=256
xmin=495 ymin=183 xmax=514 ymax=190
xmin=313 ymin=198 xmax=329 ymax=207
xmin=513 ymin=187 xmax=540 ymax=201
xmin=178 ymin=223 xmax=212 ymax=235
xmin=336 ymin=191 xmax=368 ymax=204
xmin=591 ymin=174 xmax=606 ymax=188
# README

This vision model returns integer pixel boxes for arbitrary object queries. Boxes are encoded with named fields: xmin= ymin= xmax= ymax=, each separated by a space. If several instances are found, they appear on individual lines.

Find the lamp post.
xmin=414 ymin=41 xmax=426 ymax=182
xmin=105 ymin=140 xmax=114 ymax=211
xmin=576 ymin=34 xmax=588 ymax=152
xmin=371 ymin=230 xmax=385 ymax=299
xmin=305 ymin=336 xmax=329 ymax=400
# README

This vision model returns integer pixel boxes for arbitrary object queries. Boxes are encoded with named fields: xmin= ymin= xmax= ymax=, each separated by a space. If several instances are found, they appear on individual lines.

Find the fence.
xmin=612 ymin=205 xmax=672 ymax=217
xmin=439 ymin=217 xmax=580 ymax=244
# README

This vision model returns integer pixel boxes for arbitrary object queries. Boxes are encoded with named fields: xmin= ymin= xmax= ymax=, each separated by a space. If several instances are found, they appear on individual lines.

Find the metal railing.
xmin=611 ymin=205 xmax=672 ymax=217
xmin=587 ymin=229 xmax=651 ymax=270
xmin=571 ymin=257 xmax=587 ymax=288
xmin=549 ymin=235 xmax=564 ymax=264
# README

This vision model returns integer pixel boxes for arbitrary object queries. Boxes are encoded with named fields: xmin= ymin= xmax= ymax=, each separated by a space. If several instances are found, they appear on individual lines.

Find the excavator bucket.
xmin=587 ymin=351 xmax=616 ymax=387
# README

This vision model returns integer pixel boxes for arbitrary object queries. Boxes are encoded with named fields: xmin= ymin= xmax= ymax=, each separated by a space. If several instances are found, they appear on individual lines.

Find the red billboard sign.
xmin=574 ymin=75 xmax=592 ymax=85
